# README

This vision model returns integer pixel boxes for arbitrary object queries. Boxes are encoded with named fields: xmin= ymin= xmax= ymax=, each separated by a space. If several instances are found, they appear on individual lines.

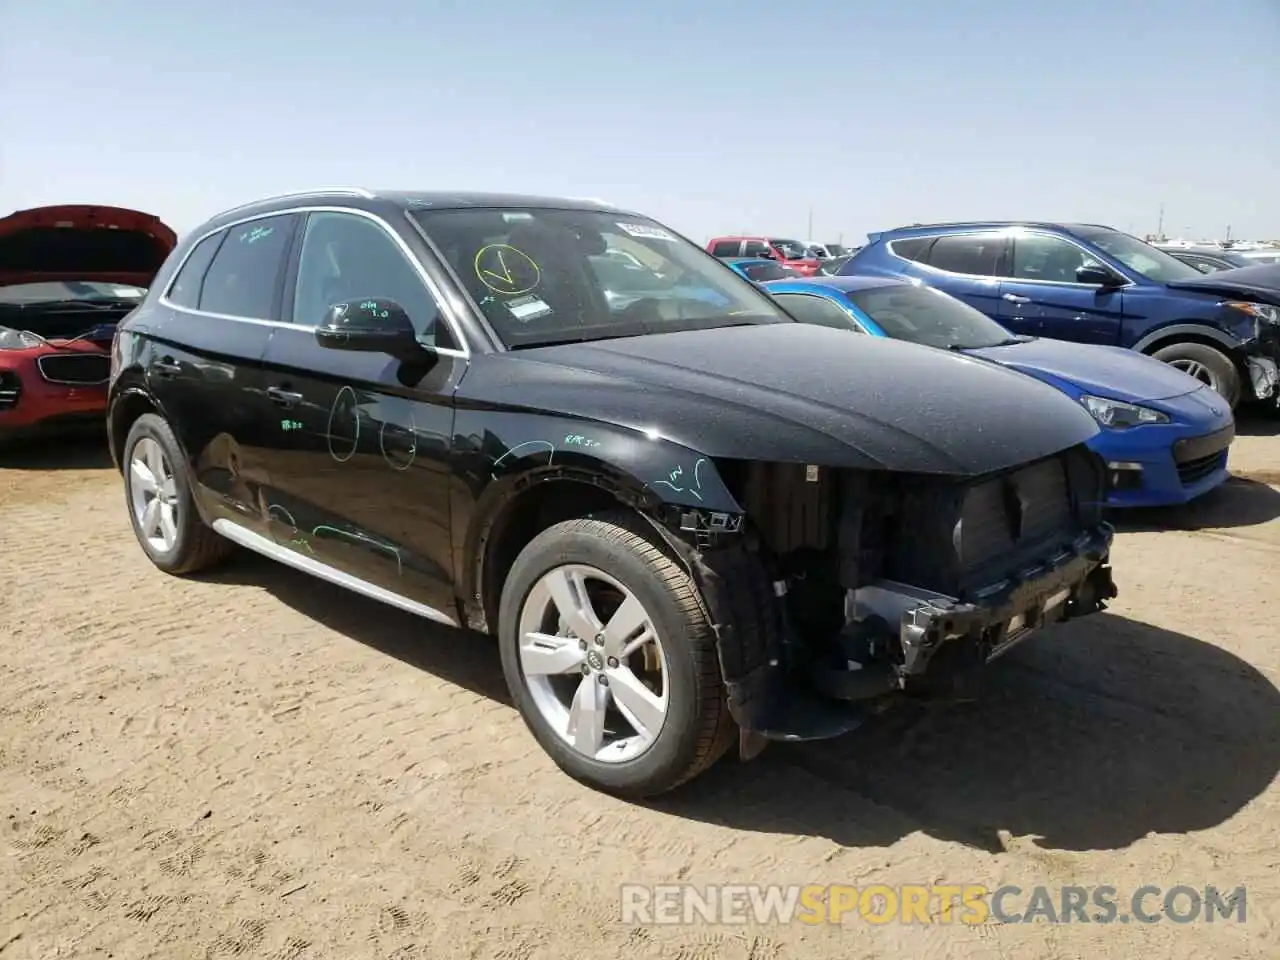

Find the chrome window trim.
xmin=157 ymin=205 xmax=472 ymax=359
xmin=887 ymin=229 xmax=1136 ymax=290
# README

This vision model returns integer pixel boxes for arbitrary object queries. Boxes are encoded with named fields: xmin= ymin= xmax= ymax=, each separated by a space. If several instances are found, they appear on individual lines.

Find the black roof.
xmin=201 ymin=188 xmax=629 ymax=231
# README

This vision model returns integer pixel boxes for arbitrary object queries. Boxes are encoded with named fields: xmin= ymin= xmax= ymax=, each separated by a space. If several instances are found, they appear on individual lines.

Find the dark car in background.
xmin=0 ymin=204 xmax=175 ymax=443
xmin=107 ymin=188 xmax=1117 ymax=798
xmin=1159 ymin=246 xmax=1261 ymax=274
xmin=841 ymin=221 xmax=1280 ymax=409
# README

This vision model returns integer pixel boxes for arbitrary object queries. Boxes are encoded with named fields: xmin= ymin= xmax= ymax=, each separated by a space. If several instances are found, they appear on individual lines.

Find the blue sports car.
xmin=763 ymin=275 xmax=1235 ymax=508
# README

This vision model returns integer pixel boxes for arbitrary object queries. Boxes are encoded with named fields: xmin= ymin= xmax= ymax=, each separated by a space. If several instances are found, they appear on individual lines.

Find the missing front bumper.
xmin=722 ymin=526 xmax=1117 ymax=742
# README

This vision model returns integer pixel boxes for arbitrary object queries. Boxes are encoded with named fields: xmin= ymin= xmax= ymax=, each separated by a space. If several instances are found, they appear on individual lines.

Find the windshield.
xmin=1072 ymin=228 xmax=1204 ymax=283
xmin=0 ymin=280 xmax=146 ymax=306
xmin=412 ymin=207 xmax=792 ymax=348
xmin=846 ymin=283 xmax=1016 ymax=349
xmin=769 ymin=239 xmax=809 ymax=260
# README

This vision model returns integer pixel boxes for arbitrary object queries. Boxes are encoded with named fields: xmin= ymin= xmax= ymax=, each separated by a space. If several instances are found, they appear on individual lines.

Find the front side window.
xmin=1009 ymin=234 xmax=1105 ymax=284
xmin=412 ymin=207 xmax=793 ymax=348
xmin=772 ymin=292 xmax=858 ymax=329
xmin=926 ymin=234 xmax=1007 ymax=276
xmin=1071 ymin=227 xmax=1202 ymax=283
xmin=293 ymin=211 xmax=444 ymax=344
xmin=199 ymin=214 xmax=298 ymax=319
xmin=742 ymin=240 xmax=771 ymax=257
xmin=166 ymin=230 xmax=226 ymax=308
xmin=845 ymin=283 xmax=1015 ymax=349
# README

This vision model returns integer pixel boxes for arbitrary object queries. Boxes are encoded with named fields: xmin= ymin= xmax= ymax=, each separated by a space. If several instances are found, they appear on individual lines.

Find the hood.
xmin=963 ymin=337 xmax=1204 ymax=402
xmin=0 ymin=204 xmax=177 ymax=289
xmin=470 ymin=324 xmax=1101 ymax=475
xmin=1164 ymin=263 xmax=1280 ymax=301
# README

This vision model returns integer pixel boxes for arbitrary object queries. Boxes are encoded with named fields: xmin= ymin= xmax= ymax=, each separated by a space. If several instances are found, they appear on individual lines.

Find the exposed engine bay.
xmin=696 ymin=445 xmax=1118 ymax=741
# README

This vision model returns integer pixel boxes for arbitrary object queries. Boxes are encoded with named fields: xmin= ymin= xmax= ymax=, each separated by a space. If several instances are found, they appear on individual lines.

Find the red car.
xmin=706 ymin=235 xmax=822 ymax=276
xmin=0 ymin=204 xmax=176 ymax=443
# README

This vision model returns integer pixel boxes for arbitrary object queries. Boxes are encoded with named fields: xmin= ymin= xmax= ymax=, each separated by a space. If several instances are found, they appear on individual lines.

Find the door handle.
xmin=151 ymin=358 xmax=181 ymax=377
xmin=267 ymin=385 xmax=304 ymax=407
xmin=1002 ymin=293 xmax=1031 ymax=304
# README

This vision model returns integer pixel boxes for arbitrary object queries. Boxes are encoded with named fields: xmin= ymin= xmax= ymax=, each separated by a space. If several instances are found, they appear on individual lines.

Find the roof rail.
xmin=213 ymin=187 xmax=375 ymax=218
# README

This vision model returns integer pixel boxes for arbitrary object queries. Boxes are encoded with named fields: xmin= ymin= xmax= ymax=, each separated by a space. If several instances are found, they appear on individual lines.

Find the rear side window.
xmin=742 ymin=240 xmax=770 ymax=257
xmin=166 ymin=230 xmax=226 ymax=308
xmin=889 ymin=237 xmax=933 ymax=262
xmin=710 ymin=240 xmax=741 ymax=257
xmin=198 ymin=214 xmax=299 ymax=320
xmin=925 ymin=234 xmax=1007 ymax=276
xmin=773 ymin=293 xmax=857 ymax=330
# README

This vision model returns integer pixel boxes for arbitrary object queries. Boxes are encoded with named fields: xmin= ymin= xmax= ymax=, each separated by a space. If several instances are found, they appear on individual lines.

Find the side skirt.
xmin=210 ymin=519 xmax=460 ymax=627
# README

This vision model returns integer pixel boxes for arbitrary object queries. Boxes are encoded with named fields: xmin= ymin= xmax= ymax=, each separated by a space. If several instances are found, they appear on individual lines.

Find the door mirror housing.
xmin=1077 ymin=265 xmax=1123 ymax=287
xmin=314 ymin=298 xmax=430 ymax=358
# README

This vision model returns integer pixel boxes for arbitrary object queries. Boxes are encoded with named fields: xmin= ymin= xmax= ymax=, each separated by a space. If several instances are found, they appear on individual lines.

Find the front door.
xmin=147 ymin=213 xmax=301 ymax=539
xmin=259 ymin=209 xmax=465 ymax=619
xmin=997 ymin=233 xmax=1125 ymax=345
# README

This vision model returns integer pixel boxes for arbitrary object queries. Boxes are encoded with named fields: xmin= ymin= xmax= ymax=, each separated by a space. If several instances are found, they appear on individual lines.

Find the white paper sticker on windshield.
xmin=113 ymin=286 xmax=143 ymax=297
xmin=506 ymin=296 xmax=552 ymax=322
xmin=616 ymin=222 xmax=676 ymax=242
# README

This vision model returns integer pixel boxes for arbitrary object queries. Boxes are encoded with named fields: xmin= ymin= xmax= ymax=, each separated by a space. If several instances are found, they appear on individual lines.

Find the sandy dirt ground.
xmin=2 ymin=419 xmax=1279 ymax=959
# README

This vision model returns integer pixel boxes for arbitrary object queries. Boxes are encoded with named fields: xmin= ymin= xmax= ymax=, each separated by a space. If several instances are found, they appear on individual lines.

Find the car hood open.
xmin=0 ymin=204 xmax=177 ymax=290
xmin=1164 ymin=263 xmax=1280 ymax=302
xmin=475 ymin=323 xmax=1101 ymax=475
xmin=963 ymin=337 xmax=1204 ymax=402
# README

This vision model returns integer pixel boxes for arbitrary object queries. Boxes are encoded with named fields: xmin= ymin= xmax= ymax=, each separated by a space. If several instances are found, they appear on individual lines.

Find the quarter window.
xmin=889 ymin=237 xmax=933 ymax=262
xmin=1009 ymin=234 xmax=1103 ymax=284
xmin=710 ymin=240 xmax=741 ymax=257
xmin=166 ymin=230 xmax=226 ymax=308
xmin=292 ymin=211 xmax=445 ymax=344
xmin=925 ymin=234 xmax=1007 ymax=276
xmin=198 ymin=214 xmax=298 ymax=319
xmin=773 ymin=293 xmax=858 ymax=330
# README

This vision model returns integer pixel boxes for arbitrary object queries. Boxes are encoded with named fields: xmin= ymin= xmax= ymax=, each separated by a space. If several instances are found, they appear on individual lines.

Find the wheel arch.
xmin=107 ymin=381 xmax=161 ymax=471
xmin=463 ymin=459 xmax=680 ymax=635
xmin=1132 ymin=323 xmax=1243 ymax=357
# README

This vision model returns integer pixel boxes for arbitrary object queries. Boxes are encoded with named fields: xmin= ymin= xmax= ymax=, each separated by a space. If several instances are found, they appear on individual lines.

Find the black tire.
xmin=1151 ymin=341 xmax=1241 ymax=408
xmin=498 ymin=510 xmax=735 ymax=798
xmin=122 ymin=413 xmax=234 ymax=575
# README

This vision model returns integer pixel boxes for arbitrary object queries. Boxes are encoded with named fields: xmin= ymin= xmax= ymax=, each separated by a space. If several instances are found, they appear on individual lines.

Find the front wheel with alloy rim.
xmin=498 ymin=511 xmax=736 ymax=797
xmin=1151 ymin=341 xmax=1241 ymax=408
xmin=123 ymin=413 xmax=234 ymax=574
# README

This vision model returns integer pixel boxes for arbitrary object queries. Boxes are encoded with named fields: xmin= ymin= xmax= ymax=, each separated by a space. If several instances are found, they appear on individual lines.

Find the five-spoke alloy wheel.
xmin=122 ymin=413 xmax=233 ymax=574
xmin=499 ymin=511 xmax=735 ymax=797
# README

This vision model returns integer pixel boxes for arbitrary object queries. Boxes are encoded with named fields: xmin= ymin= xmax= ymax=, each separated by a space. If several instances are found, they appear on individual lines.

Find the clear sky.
xmin=2 ymin=0 xmax=1277 ymax=244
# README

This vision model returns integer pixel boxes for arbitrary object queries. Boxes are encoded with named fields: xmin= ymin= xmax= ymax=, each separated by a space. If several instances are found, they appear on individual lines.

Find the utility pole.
xmin=807 ymin=205 xmax=813 ymax=238
xmin=1225 ymin=224 xmax=1233 ymax=243
xmin=1156 ymin=202 xmax=1164 ymax=240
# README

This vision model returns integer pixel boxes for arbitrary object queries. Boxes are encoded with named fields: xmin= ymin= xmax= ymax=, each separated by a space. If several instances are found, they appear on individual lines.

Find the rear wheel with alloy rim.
xmin=498 ymin=511 xmax=735 ymax=797
xmin=122 ymin=413 xmax=234 ymax=574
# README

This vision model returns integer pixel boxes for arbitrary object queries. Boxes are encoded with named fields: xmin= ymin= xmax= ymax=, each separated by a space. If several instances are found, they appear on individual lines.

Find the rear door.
xmin=257 ymin=209 xmax=465 ymax=618
xmin=149 ymin=213 xmax=301 ymax=538
xmin=997 ymin=232 xmax=1125 ymax=344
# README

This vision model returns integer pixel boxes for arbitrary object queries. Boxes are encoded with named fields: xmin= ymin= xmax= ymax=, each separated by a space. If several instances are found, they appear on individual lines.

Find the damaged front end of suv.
xmin=658 ymin=444 xmax=1116 ymax=754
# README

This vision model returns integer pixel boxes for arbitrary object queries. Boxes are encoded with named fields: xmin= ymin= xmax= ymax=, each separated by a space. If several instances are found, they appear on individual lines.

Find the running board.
xmin=210 ymin=519 xmax=460 ymax=627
